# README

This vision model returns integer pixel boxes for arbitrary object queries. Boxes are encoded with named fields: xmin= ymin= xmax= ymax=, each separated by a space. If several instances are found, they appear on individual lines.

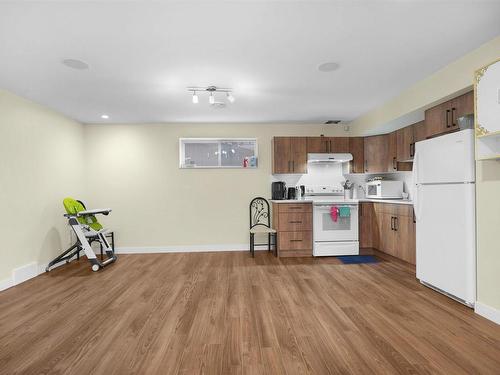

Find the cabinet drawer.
xmin=278 ymin=231 xmax=312 ymax=250
xmin=373 ymin=203 xmax=413 ymax=216
xmin=373 ymin=203 xmax=398 ymax=215
xmin=277 ymin=203 xmax=312 ymax=213
xmin=396 ymin=205 xmax=414 ymax=217
xmin=277 ymin=212 xmax=312 ymax=231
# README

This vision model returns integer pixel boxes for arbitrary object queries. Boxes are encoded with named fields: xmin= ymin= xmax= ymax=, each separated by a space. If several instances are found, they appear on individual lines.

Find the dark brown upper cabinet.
xmin=306 ymin=136 xmax=329 ymax=153
xmin=387 ymin=131 xmax=398 ymax=172
xmin=364 ymin=135 xmax=388 ymax=173
xmin=425 ymin=91 xmax=473 ymax=139
xmin=413 ymin=120 xmax=427 ymax=143
xmin=396 ymin=124 xmax=416 ymax=161
xmin=272 ymin=137 xmax=307 ymax=174
xmin=349 ymin=137 xmax=365 ymax=174
xmin=306 ymin=136 xmax=349 ymax=153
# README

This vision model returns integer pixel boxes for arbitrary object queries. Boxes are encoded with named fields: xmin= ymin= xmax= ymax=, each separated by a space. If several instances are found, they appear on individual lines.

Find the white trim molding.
xmin=115 ymin=243 xmax=269 ymax=254
xmin=0 ymin=277 xmax=14 ymax=292
xmin=475 ymin=301 xmax=500 ymax=325
xmin=0 ymin=262 xmax=42 ymax=292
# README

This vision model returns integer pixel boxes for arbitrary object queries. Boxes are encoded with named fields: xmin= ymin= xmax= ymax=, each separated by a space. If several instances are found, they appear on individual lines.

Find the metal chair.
xmin=249 ymin=197 xmax=277 ymax=257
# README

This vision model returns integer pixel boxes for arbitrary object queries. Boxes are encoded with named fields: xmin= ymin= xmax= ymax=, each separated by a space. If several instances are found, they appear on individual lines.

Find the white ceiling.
xmin=1 ymin=1 xmax=499 ymax=124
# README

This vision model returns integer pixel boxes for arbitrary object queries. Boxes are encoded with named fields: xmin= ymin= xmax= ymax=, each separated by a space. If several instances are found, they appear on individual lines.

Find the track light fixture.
xmin=187 ymin=86 xmax=235 ymax=105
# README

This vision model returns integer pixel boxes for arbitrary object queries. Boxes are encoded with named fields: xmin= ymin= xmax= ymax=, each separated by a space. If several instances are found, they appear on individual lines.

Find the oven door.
xmin=313 ymin=204 xmax=359 ymax=242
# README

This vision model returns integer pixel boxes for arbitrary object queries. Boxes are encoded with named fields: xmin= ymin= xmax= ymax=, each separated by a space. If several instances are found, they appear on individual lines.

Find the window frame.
xmin=179 ymin=138 xmax=258 ymax=169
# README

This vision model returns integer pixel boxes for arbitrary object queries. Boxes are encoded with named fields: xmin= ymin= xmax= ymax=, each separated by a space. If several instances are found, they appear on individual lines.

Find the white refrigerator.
xmin=413 ymin=128 xmax=476 ymax=307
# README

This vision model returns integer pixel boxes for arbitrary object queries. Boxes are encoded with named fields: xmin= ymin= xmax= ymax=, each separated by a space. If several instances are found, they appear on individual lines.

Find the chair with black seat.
xmin=249 ymin=197 xmax=277 ymax=257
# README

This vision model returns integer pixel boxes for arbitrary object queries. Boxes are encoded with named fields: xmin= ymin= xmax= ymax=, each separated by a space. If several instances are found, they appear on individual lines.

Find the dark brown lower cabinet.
xmin=272 ymin=203 xmax=313 ymax=257
xmin=360 ymin=202 xmax=415 ymax=265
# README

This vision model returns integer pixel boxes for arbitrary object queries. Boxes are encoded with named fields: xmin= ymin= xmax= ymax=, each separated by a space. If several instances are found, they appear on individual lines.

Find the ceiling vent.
xmin=324 ymin=120 xmax=341 ymax=125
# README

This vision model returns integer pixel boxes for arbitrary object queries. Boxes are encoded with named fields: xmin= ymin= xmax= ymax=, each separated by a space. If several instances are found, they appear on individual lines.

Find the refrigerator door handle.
xmin=412 ymin=150 xmax=420 ymax=222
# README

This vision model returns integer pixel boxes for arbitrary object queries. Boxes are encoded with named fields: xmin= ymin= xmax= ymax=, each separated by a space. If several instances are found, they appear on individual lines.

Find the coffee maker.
xmin=271 ymin=181 xmax=286 ymax=200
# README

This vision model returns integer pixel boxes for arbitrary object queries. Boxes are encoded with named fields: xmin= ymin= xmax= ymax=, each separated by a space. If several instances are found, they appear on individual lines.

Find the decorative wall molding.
xmin=475 ymin=301 xmax=500 ymax=325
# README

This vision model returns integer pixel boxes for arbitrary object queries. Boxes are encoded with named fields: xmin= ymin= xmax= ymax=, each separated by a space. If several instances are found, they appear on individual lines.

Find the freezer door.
xmin=414 ymin=129 xmax=475 ymax=184
xmin=415 ymin=183 xmax=476 ymax=305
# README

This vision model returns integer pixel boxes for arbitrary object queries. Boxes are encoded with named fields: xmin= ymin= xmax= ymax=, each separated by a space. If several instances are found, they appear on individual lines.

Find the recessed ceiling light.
xmin=101 ymin=114 xmax=109 ymax=119
xmin=62 ymin=58 xmax=89 ymax=70
xmin=318 ymin=62 xmax=340 ymax=72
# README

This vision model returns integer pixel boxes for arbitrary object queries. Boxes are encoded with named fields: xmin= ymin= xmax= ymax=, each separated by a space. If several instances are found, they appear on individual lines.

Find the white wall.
xmin=0 ymin=89 xmax=85 ymax=283
xmin=83 ymin=123 xmax=348 ymax=250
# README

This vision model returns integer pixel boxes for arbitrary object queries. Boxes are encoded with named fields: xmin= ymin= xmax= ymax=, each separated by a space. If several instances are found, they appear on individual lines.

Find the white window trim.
xmin=179 ymin=138 xmax=258 ymax=169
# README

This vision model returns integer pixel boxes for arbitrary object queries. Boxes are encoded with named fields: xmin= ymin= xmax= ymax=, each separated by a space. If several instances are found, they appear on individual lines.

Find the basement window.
xmin=179 ymin=138 xmax=258 ymax=169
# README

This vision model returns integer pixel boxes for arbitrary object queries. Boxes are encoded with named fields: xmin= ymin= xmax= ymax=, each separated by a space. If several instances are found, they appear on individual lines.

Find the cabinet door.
xmin=394 ymin=214 xmax=416 ymax=265
xmin=450 ymin=91 xmax=474 ymax=131
xmin=359 ymin=203 xmax=373 ymax=248
xmin=330 ymin=137 xmax=350 ymax=153
xmin=364 ymin=135 xmax=388 ymax=173
xmin=307 ymin=137 xmax=328 ymax=153
xmin=387 ymin=132 xmax=398 ymax=172
xmin=273 ymin=137 xmax=291 ymax=174
xmin=377 ymin=212 xmax=396 ymax=256
xmin=396 ymin=125 xmax=415 ymax=161
xmin=425 ymin=101 xmax=452 ymax=138
xmin=349 ymin=137 xmax=365 ymax=173
xmin=290 ymin=137 xmax=307 ymax=174
xmin=413 ymin=120 xmax=427 ymax=143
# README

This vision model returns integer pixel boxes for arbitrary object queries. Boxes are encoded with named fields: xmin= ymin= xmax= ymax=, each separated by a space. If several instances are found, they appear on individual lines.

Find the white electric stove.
xmin=304 ymin=185 xmax=359 ymax=256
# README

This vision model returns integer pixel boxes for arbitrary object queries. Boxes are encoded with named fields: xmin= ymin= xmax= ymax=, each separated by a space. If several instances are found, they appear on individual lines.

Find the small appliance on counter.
xmin=287 ymin=186 xmax=297 ymax=200
xmin=366 ymin=179 xmax=404 ymax=199
xmin=272 ymin=181 xmax=286 ymax=200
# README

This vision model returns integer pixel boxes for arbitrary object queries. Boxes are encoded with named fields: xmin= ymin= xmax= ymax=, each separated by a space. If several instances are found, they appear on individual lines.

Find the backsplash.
xmin=344 ymin=171 xmax=414 ymax=199
xmin=271 ymin=163 xmax=347 ymax=187
xmin=272 ymin=164 xmax=414 ymax=200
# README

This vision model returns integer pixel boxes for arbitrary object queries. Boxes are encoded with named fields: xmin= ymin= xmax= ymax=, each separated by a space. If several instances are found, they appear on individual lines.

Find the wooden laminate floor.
xmin=1 ymin=251 xmax=500 ymax=375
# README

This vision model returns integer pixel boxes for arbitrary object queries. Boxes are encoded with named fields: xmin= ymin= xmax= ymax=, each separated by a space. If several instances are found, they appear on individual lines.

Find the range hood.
xmin=307 ymin=153 xmax=353 ymax=163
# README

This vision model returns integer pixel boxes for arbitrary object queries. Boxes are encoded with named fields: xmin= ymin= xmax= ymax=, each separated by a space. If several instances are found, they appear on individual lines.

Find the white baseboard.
xmin=0 ymin=258 xmax=71 ymax=292
xmin=12 ymin=262 xmax=38 ymax=285
xmin=0 ymin=277 xmax=14 ymax=291
xmin=115 ymin=243 xmax=269 ymax=254
xmin=475 ymin=302 xmax=500 ymax=325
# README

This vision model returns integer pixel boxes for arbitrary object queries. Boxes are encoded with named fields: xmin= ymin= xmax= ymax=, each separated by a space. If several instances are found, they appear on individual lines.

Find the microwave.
xmin=366 ymin=180 xmax=404 ymax=199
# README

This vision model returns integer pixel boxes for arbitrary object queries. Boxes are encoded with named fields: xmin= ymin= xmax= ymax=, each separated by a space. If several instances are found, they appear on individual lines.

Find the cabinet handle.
xmin=394 ymin=217 xmax=398 ymax=231
xmin=290 ymin=239 xmax=303 ymax=242
xmin=451 ymin=107 xmax=456 ymax=127
xmin=391 ymin=217 xmax=395 ymax=231
xmin=446 ymin=110 xmax=451 ymax=128
xmin=289 ymin=221 xmax=302 ymax=224
xmin=365 ymin=160 xmax=368 ymax=172
xmin=392 ymin=157 xmax=397 ymax=170
xmin=292 ymin=160 xmax=295 ymax=172
xmin=410 ymin=142 xmax=415 ymax=158
xmin=329 ymin=140 xmax=332 ymax=153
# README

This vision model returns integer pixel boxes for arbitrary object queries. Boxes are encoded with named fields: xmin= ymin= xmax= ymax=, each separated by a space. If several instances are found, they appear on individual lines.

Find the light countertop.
xmin=271 ymin=198 xmax=413 ymax=206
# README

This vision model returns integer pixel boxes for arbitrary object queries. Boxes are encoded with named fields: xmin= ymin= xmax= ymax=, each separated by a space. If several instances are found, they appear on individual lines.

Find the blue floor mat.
xmin=337 ymin=255 xmax=379 ymax=264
